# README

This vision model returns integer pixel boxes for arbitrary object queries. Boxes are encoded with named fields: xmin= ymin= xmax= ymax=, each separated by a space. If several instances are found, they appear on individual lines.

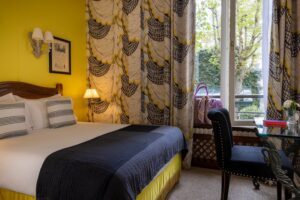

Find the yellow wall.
xmin=0 ymin=0 xmax=87 ymax=121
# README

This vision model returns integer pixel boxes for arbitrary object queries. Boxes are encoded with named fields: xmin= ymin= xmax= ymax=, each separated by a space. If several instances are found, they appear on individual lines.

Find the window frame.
xmin=194 ymin=0 xmax=268 ymax=126
xmin=221 ymin=0 xmax=264 ymax=126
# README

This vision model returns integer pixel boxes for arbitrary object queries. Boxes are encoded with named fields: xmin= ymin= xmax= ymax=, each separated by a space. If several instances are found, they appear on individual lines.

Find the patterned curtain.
xmin=267 ymin=0 xmax=300 ymax=183
xmin=86 ymin=0 xmax=195 ymax=167
xmin=267 ymin=0 xmax=300 ymax=120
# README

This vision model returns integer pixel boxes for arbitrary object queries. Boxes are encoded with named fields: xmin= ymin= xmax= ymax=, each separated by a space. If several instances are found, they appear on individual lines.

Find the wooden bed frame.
xmin=0 ymin=81 xmax=182 ymax=200
xmin=0 ymin=81 xmax=63 ymax=99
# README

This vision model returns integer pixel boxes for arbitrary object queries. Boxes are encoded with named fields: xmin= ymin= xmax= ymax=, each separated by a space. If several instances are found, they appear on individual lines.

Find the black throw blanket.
xmin=36 ymin=125 xmax=186 ymax=200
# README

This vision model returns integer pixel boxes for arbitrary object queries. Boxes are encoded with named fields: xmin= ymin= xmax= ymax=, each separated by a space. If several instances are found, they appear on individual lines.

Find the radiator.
xmin=192 ymin=125 xmax=261 ymax=169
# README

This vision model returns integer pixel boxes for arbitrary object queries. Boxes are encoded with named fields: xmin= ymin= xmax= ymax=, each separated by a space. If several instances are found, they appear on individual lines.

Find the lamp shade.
xmin=84 ymin=89 xmax=99 ymax=99
xmin=32 ymin=27 xmax=43 ymax=41
xmin=44 ymin=31 xmax=54 ymax=44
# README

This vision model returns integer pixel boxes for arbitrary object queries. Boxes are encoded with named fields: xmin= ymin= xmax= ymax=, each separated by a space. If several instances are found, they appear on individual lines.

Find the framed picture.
xmin=49 ymin=37 xmax=71 ymax=75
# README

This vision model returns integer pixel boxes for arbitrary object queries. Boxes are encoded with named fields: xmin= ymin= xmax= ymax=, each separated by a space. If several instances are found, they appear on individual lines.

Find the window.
xmin=195 ymin=0 xmax=221 ymax=96
xmin=195 ymin=0 xmax=271 ymax=125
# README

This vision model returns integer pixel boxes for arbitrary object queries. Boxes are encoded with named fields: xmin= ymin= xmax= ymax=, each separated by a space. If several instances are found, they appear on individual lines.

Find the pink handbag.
xmin=194 ymin=83 xmax=223 ymax=125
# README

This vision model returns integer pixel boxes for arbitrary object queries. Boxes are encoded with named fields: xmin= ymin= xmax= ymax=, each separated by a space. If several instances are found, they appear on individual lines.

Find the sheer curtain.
xmin=262 ymin=0 xmax=273 ymax=112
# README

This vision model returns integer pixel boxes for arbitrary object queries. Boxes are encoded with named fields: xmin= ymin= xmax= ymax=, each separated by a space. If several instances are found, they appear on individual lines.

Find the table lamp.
xmin=84 ymin=88 xmax=99 ymax=122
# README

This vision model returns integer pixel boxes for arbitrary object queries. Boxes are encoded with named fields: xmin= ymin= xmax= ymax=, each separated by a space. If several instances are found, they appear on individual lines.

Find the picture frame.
xmin=49 ymin=37 xmax=71 ymax=75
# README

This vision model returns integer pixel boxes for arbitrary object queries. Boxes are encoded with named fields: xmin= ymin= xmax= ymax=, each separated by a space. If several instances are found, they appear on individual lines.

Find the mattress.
xmin=0 ymin=122 xmax=128 ymax=196
xmin=0 ymin=153 xmax=181 ymax=200
xmin=0 ymin=123 xmax=182 ymax=199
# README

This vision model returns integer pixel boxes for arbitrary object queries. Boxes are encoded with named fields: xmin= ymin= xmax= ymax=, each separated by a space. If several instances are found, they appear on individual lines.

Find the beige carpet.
xmin=168 ymin=167 xmax=276 ymax=200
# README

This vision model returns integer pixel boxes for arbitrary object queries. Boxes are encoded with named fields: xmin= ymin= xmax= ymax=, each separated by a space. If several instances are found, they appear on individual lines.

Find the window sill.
xmin=231 ymin=120 xmax=257 ymax=127
xmin=193 ymin=123 xmax=257 ymax=132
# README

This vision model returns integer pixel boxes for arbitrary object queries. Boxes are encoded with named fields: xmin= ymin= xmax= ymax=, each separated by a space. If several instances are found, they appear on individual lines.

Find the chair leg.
xmin=252 ymin=178 xmax=260 ymax=190
xmin=277 ymin=182 xmax=282 ymax=200
xmin=221 ymin=171 xmax=231 ymax=200
xmin=221 ymin=171 xmax=225 ymax=200
xmin=284 ymin=188 xmax=292 ymax=200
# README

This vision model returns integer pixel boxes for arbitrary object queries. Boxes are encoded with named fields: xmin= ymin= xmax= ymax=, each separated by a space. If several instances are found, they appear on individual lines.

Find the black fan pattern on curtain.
xmin=87 ymin=0 xmax=195 ymax=167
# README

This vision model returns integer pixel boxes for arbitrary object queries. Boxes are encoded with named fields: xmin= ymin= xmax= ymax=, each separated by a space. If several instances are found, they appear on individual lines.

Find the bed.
xmin=0 ymin=82 xmax=186 ymax=200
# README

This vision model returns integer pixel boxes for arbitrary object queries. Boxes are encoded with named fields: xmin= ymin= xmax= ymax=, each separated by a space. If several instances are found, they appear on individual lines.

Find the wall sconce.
xmin=84 ymin=88 xmax=100 ymax=122
xmin=30 ymin=27 xmax=54 ymax=58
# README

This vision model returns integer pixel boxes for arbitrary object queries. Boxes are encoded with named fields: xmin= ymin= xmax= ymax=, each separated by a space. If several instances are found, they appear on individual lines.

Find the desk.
xmin=255 ymin=118 xmax=300 ymax=199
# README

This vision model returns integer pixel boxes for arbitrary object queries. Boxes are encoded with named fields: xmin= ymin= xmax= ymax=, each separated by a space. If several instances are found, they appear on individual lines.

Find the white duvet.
xmin=0 ymin=122 xmax=128 ymax=196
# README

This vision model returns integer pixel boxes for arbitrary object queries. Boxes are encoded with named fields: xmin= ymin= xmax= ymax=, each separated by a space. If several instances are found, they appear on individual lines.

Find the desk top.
xmin=255 ymin=117 xmax=300 ymax=140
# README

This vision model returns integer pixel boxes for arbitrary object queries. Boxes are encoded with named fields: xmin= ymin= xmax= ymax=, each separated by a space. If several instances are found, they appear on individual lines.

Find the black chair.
xmin=207 ymin=108 xmax=294 ymax=200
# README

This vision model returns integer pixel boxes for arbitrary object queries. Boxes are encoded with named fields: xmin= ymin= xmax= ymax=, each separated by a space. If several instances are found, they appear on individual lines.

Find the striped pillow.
xmin=0 ymin=102 xmax=28 ymax=139
xmin=46 ymin=98 xmax=76 ymax=128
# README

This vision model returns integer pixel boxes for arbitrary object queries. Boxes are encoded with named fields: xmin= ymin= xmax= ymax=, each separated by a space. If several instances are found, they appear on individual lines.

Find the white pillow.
xmin=23 ymin=100 xmax=49 ymax=129
xmin=23 ymin=104 xmax=34 ymax=130
xmin=14 ymin=94 xmax=61 ymax=101
xmin=14 ymin=94 xmax=62 ymax=130
xmin=0 ymin=93 xmax=15 ymax=103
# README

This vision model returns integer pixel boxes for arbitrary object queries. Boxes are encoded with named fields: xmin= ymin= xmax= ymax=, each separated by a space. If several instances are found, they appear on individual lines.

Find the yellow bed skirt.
xmin=0 ymin=153 xmax=181 ymax=200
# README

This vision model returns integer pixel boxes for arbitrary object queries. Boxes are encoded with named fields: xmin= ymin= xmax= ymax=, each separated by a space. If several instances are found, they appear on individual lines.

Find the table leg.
xmin=284 ymin=140 xmax=300 ymax=177
xmin=261 ymin=140 xmax=300 ymax=199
